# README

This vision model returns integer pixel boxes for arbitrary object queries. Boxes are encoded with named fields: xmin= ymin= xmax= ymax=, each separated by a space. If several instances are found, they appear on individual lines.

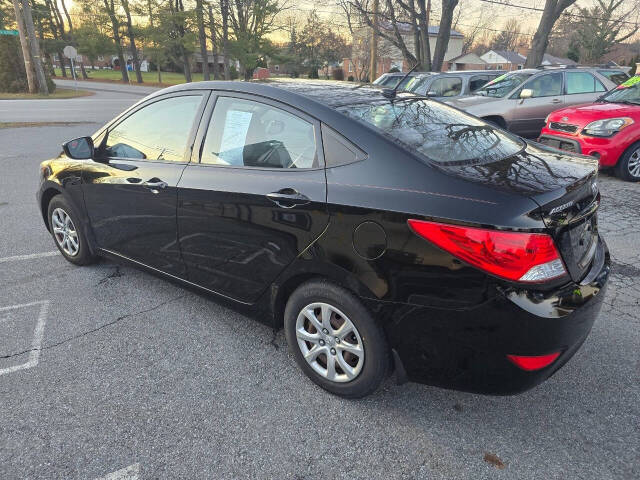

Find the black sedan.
xmin=37 ymin=81 xmax=610 ymax=398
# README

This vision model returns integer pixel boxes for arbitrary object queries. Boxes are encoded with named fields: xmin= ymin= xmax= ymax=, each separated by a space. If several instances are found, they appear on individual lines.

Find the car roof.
xmin=154 ymin=80 xmax=410 ymax=109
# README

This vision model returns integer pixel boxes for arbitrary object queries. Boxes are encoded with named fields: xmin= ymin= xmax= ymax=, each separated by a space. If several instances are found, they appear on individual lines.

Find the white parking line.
xmin=0 ymin=251 xmax=58 ymax=263
xmin=95 ymin=463 xmax=140 ymax=480
xmin=0 ymin=300 xmax=49 ymax=376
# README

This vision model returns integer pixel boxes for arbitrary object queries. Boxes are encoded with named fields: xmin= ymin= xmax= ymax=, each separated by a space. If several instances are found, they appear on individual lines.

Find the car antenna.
xmin=382 ymin=62 xmax=420 ymax=99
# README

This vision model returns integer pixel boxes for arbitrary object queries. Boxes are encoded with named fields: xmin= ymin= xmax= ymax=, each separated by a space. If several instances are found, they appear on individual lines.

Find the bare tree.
xmin=432 ymin=0 xmax=458 ymax=71
xmin=103 ymin=0 xmax=129 ymax=82
xmin=122 ymin=0 xmax=143 ymax=83
xmin=525 ymin=0 xmax=577 ymax=68
xmin=490 ymin=18 xmax=522 ymax=52
xmin=196 ymin=0 xmax=210 ymax=80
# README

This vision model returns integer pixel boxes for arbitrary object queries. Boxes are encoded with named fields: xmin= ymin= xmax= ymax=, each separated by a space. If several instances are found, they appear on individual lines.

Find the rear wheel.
xmin=47 ymin=195 xmax=96 ymax=265
xmin=284 ymin=280 xmax=390 ymax=398
xmin=615 ymin=142 xmax=640 ymax=182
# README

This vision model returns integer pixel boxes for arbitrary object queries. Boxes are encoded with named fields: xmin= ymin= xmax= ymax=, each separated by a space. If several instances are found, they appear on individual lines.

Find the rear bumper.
xmin=364 ymin=237 xmax=610 ymax=395
xmin=538 ymin=129 xmax=631 ymax=167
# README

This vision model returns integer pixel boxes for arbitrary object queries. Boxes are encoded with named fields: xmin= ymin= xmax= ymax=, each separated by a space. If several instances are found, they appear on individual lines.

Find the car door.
xmin=82 ymin=92 xmax=208 ymax=276
xmin=176 ymin=93 xmax=329 ymax=304
xmin=510 ymin=72 xmax=564 ymax=137
xmin=564 ymin=71 xmax=607 ymax=107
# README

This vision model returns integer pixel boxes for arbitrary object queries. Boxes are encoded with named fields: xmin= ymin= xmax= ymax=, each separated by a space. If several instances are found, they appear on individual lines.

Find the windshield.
xmin=474 ymin=72 xmax=532 ymax=98
xmin=406 ymin=75 xmax=431 ymax=93
xmin=337 ymin=99 xmax=525 ymax=164
xmin=600 ymin=76 xmax=640 ymax=104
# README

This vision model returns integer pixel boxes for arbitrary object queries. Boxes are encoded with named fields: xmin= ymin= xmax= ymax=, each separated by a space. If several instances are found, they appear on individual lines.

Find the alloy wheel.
xmin=628 ymin=149 xmax=640 ymax=179
xmin=295 ymin=302 xmax=365 ymax=383
xmin=51 ymin=207 xmax=79 ymax=257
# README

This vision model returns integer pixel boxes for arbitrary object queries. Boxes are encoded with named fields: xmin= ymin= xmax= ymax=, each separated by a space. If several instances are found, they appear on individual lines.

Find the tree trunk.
xmin=146 ymin=0 xmax=162 ymax=84
xmin=196 ymin=0 xmax=210 ymax=80
xmin=525 ymin=0 xmax=577 ymax=68
xmin=104 ymin=0 xmax=129 ymax=83
xmin=221 ymin=0 xmax=230 ymax=80
xmin=122 ymin=0 xmax=143 ymax=83
xmin=12 ymin=0 xmax=36 ymax=93
xmin=417 ymin=0 xmax=432 ymax=70
xmin=58 ymin=51 xmax=67 ymax=77
xmin=208 ymin=4 xmax=220 ymax=79
xmin=80 ymin=62 xmax=89 ymax=79
xmin=432 ymin=0 xmax=458 ymax=71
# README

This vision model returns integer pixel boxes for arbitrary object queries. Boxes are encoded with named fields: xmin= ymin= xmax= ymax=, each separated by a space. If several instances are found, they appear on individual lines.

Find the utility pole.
xmin=20 ymin=0 xmax=48 ymax=94
xmin=11 ymin=0 xmax=36 ymax=93
xmin=369 ymin=0 xmax=379 ymax=82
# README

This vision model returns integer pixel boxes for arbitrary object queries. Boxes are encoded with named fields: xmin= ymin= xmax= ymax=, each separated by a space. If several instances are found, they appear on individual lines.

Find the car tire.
xmin=284 ymin=279 xmax=390 ymax=398
xmin=47 ymin=195 xmax=96 ymax=266
xmin=615 ymin=142 xmax=640 ymax=182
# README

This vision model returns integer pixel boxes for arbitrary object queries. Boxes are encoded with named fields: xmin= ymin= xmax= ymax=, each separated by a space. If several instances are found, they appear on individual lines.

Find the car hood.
xmin=445 ymin=95 xmax=501 ymax=109
xmin=549 ymin=102 xmax=640 ymax=125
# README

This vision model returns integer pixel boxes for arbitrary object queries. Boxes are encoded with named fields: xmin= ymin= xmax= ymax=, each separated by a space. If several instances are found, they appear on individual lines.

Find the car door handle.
xmin=142 ymin=178 xmax=168 ymax=193
xmin=552 ymin=98 xmax=562 ymax=104
xmin=266 ymin=188 xmax=311 ymax=208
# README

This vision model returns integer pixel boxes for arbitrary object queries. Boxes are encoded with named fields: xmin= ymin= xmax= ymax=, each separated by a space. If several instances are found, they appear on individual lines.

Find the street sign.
xmin=0 ymin=29 xmax=19 ymax=36
xmin=63 ymin=45 xmax=77 ymax=59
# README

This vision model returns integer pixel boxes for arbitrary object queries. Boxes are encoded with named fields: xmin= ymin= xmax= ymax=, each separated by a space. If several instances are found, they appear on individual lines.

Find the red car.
xmin=539 ymin=75 xmax=640 ymax=181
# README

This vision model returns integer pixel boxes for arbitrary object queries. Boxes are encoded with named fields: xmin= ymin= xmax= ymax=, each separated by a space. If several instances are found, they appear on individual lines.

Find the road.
xmin=0 ymin=83 xmax=638 ymax=479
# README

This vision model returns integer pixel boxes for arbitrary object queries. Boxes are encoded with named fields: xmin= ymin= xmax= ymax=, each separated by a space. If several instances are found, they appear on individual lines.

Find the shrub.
xmin=347 ymin=75 xmax=354 ymax=82
xmin=331 ymin=68 xmax=344 ymax=81
xmin=0 ymin=36 xmax=56 ymax=93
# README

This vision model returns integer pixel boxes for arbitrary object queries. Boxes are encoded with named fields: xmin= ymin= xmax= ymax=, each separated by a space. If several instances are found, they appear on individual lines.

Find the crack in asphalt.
xmin=96 ymin=265 xmax=124 ymax=285
xmin=0 ymin=294 xmax=186 ymax=361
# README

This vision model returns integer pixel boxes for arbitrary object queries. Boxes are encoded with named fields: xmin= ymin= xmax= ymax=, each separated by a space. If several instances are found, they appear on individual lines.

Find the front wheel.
xmin=284 ymin=280 xmax=390 ymax=398
xmin=47 ymin=195 xmax=96 ymax=265
xmin=615 ymin=142 xmax=640 ymax=182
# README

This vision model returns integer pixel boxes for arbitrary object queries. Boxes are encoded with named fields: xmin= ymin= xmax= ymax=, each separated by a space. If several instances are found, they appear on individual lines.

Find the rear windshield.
xmin=337 ymin=99 xmax=525 ymax=164
xmin=474 ymin=72 xmax=532 ymax=98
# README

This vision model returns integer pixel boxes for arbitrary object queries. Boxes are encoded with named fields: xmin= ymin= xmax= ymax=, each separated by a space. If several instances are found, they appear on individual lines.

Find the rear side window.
xmin=201 ymin=97 xmax=318 ymax=169
xmin=598 ymin=70 xmax=629 ymax=85
xmin=566 ymin=72 xmax=606 ymax=94
xmin=105 ymin=95 xmax=203 ymax=162
xmin=321 ymin=125 xmax=366 ymax=167
xmin=429 ymin=77 xmax=463 ymax=97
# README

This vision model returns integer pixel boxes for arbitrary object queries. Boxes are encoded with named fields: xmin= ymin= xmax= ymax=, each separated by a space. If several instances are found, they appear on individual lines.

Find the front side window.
xmin=566 ymin=72 xmax=606 ymax=94
xmin=105 ymin=95 xmax=203 ymax=161
xmin=338 ymin=99 xmax=525 ymax=165
xmin=201 ymin=97 xmax=318 ymax=169
xmin=428 ymin=77 xmax=463 ymax=97
xmin=523 ymin=72 xmax=563 ymax=97
xmin=469 ymin=75 xmax=490 ymax=92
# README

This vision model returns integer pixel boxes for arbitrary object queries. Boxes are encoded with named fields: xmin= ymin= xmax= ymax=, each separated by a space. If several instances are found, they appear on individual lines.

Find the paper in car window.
xmin=617 ymin=75 xmax=640 ymax=89
xmin=485 ymin=73 xmax=507 ymax=86
xmin=219 ymin=109 xmax=253 ymax=165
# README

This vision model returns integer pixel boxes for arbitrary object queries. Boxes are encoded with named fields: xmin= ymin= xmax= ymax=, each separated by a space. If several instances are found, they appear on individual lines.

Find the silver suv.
xmin=445 ymin=67 xmax=624 ymax=137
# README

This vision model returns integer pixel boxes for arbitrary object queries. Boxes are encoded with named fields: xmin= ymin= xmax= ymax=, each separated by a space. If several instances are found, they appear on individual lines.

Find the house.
xmin=541 ymin=53 xmax=577 ymax=66
xmin=192 ymin=51 xmax=238 ymax=74
xmin=443 ymin=52 xmax=487 ymax=71
xmin=480 ymin=50 xmax=526 ymax=71
xmin=344 ymin=22 xmax=464 ymax=80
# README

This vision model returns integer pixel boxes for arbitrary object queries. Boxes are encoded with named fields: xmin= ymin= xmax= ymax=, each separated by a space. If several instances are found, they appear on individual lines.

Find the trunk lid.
xmin=436 ymin=141 xmax=600 ymax=283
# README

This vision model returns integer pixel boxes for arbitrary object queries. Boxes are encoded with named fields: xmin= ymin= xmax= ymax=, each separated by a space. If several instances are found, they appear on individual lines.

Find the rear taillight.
xmin=407 ymin=219 xmax=567 ymax=283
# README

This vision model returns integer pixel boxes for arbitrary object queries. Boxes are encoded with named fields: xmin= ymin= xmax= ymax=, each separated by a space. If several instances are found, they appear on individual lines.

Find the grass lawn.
xmin=53 ymin=68 xmax=207 ymax=86
xmin=0 ymin=88 xmax=94 ymax=100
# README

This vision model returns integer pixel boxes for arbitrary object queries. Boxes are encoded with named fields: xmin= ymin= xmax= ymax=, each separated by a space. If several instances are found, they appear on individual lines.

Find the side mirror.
xmin=62 ymin=136 xmax=94 ymax=160
xmin=519 ymin=88 xmax=533 ymax=99
xmin=426 ymin=91 xmax=438 ymax=97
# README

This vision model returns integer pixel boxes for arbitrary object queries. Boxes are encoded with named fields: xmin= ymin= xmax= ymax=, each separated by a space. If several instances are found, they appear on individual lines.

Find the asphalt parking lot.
xmin=0 ymin=82 xmax=638 ymax=479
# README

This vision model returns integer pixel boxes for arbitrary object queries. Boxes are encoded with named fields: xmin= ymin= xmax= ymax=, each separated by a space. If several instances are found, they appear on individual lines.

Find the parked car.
xmin=371 ymin=71 xmax=421 ymax=90
xmin=596 ymin=69 xmax=630 ymax=85
xmin=539 ymin=75 xmax=640 ymax=181
xmin=404 ymin=70 xmax=506 ymax=99
xmin=38 ymin=81 xmax=609 ymax=398
xmin=445 ymin=67 xmax=621 ymax=138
